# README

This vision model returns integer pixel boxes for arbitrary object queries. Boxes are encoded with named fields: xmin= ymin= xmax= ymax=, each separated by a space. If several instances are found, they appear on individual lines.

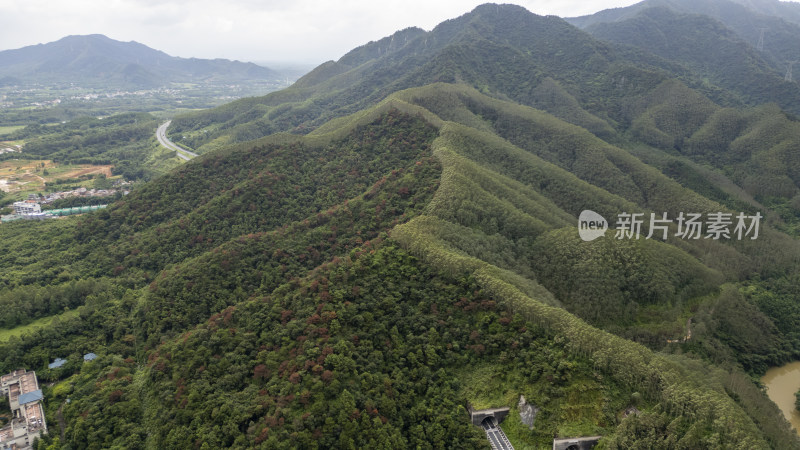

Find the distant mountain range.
xmin=0 ymin=34 xmax=278 ymax=88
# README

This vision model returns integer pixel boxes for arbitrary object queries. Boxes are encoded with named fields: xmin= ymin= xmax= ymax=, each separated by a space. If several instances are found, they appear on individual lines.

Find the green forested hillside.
xmin=165 ymin=2 xmax=800 ymax=156
xmin=568 ymin=0 xmax=800 ymax=72
xmin=1 ymin=3 xmax=800 ymax=450
xmin=165 ymin=4 xmax=639 ymax=153
xmin=584 ymin=7 xmax=800 ymax=114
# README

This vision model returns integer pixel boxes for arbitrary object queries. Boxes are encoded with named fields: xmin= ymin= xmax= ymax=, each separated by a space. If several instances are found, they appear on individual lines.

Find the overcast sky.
xmin=0 ymin=0 xmax=642 ymax=65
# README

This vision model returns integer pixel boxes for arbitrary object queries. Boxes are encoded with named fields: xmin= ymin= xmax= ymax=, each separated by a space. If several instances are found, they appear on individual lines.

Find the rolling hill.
xmin=1 ymin=2 xmax=800 ymax=449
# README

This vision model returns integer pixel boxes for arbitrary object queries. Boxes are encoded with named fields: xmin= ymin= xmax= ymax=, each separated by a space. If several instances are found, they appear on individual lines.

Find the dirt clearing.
xmin=58 ymin=165 xmax=113 ymax=179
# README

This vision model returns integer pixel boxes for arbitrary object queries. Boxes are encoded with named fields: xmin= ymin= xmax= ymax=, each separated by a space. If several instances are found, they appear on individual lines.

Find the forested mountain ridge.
xmin=166 ymin=4 xmax=634 ymax=153
xmin=568 ymin=0 xmax=800 ymax=72
xmin=1 ymin=2 xmax=800 ymax=449
xmin=167 ymin=0 xmax=800 ymax=155
xmin=582 ymin=6 xmax=800 ymax=113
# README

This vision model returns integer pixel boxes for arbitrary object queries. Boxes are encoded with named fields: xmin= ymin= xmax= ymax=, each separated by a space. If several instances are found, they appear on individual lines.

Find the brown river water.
xmin=761 ymin=361 xmax=800 ymax=434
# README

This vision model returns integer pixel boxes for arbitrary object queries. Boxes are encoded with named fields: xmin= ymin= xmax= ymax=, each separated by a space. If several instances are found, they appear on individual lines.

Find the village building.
xmin=0 ymin=369 xmax=47 ymax=449
xmin=10 ymin=201 xmax=40 ymax=215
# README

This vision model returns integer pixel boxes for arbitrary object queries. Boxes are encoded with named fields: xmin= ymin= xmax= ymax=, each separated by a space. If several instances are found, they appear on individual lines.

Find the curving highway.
xmin=156 ymin=120 xmax=198 ymax=161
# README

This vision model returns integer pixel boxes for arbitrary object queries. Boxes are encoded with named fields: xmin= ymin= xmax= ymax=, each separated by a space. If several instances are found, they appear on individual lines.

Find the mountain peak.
xmin=59 ymin=33 xmax=115 ymax=41
xmin=469 ymin=2 xmax=533 ymax=16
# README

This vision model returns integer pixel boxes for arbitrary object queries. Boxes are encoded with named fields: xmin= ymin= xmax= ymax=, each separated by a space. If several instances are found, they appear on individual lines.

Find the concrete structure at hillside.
xmin=11 ymin=201 xmax=41 ymax=215
xmin=552 ymin=436 xmax=602 ymax=450
xmin=468 ymin=403 xmax=513 ymax=450
xmin=469 ymin=405 xmax=510 ymax=426
xmin=0 ymin=369 xmax=47 ymax=449
xmin=1 ymin=204 xmax=108 ymax=224
xmin=481 ymin=416 xmax=513 ymax=450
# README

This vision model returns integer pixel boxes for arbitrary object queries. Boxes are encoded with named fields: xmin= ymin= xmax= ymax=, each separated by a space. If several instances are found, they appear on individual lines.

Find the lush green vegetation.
xmin=10 ymin=87 xmax=799 ymax=448
xmin=389 ymin=86 xmax=799 ymax=448
xmin=2 ymin=3 xmax=800 ymax=448
xmin=569 ymin=0 xmax=800 ymax=76
xmin=54 ymin=247 xmax=637 ymax=448
xmin=587 ymin=7 xmax=800 ymax=115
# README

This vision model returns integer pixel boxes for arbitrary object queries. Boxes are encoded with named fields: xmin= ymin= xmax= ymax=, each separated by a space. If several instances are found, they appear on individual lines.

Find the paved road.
xmin=481 ymin=417 xmax=514 ymax=450
xmin=156 ymin=121 xmax=198 ymax=161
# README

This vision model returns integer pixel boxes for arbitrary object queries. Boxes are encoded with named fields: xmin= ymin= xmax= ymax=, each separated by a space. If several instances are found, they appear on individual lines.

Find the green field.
xmin=0 ymin=126 xmax=25 ymax=135
xmin=0 ymin=309 xmax=80 ymax=342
